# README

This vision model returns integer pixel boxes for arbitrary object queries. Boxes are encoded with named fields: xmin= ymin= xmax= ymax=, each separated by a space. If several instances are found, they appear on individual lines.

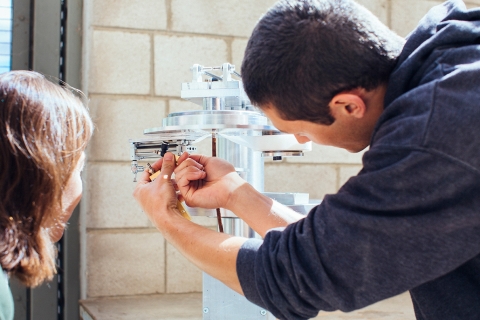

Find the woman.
xmin=0 ymin=70 xmax=93 ymax=319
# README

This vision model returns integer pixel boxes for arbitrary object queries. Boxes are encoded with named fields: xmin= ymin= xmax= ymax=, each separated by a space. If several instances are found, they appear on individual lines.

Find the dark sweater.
xmin=236 ymin=1 xmax=480 ymax=319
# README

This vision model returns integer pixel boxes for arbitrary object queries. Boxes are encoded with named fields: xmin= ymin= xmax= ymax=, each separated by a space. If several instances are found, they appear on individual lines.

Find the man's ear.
xmin=329 ymin=93 xmax=366 ymax=119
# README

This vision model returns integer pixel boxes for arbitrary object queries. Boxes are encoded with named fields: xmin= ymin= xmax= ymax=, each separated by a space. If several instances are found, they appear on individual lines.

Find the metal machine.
xmin=129 ymin=63 xmax=317 ymax=319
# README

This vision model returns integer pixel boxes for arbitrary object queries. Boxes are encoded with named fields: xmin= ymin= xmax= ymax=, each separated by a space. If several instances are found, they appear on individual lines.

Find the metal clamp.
xmin=190 ymin=63 xmax=240 ymax=83
xmin=130 ymin=160 xmax=144 ymax=182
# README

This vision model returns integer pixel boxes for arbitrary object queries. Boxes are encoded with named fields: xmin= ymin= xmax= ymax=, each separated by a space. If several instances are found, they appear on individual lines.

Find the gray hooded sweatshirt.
xmin=236 ymin=1 xmax=480 ymax=319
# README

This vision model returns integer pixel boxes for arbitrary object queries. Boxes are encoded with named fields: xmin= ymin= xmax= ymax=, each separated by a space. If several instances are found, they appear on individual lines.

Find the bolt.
xmin=260 ymin=309 xmax=267 ymax=316
xmin=203 ymin=307 xmax=209 ymax=314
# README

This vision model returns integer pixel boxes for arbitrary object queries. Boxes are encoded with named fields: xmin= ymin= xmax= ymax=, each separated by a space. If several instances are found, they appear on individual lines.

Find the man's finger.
xmin=188 ymin=154 xmax=207 ymax=162
xmin=176 ymin=152 xmax=189 ymax=166
xmin=160 ymin=152 xmax=176 ymax=180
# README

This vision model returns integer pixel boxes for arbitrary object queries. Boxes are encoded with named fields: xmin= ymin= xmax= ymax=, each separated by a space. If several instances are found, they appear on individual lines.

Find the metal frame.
xmin=10 ymin=0 xmax=83 ymax=319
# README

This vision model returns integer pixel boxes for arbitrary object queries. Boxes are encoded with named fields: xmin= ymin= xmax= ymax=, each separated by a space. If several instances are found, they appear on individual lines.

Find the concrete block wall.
xmin=80 ymin=0 xmax=480 ymax=299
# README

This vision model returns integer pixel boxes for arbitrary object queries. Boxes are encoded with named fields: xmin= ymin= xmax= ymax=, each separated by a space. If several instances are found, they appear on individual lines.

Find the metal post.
xmin=202 ymin=125 xmax=275 ymax=319
xmin=10 ymin=0 xmax=83 ymax=319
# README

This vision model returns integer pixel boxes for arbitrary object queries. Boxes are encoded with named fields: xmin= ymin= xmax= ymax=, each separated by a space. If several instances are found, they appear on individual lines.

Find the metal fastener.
xmin=260 ymin=309 xmax=267 ymax=316
xmin=203 ymin=308 xmax=209 ymax=314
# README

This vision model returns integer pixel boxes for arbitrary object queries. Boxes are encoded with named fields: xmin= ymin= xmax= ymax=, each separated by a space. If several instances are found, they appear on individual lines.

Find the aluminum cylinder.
xmin=217 ymin=134 xmax=264 ymax=192
xmin=216 ymin=130 xmax=264 ymax=238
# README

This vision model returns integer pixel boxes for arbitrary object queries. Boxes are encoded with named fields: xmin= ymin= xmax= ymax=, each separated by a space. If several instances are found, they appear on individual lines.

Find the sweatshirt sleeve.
xmin=236 ymin=146 xmax=480 ymax=320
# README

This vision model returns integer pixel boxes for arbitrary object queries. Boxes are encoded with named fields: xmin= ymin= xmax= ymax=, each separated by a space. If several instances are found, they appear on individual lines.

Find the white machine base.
xmin=202 ymin=273 xmax=275 ymax=319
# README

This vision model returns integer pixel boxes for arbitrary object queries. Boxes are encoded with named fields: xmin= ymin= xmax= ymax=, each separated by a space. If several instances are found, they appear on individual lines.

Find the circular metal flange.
xmin=139 ymin=128 xmax=212 ymax=142
xmin=144 ymin=110 xmax=274 ymax=136
xmin=144 ymin=124 xmax=277 ymax=135
xmin=262 ymin=151 xmax=305 ymax=157
xmin=164 ymin=110 xmax=267 ymax=126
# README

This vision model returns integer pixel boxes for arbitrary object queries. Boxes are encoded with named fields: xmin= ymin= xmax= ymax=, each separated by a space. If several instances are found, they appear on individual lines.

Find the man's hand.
xmin=133 ymin=152 xmax=182 ymax=229
xmin=175 ymin=153 xmax=246 ymax=210
xmin=175 ymin=153 xmax=304 ymax=236
xmin=132 ymin=152 xmax=245 ymax=295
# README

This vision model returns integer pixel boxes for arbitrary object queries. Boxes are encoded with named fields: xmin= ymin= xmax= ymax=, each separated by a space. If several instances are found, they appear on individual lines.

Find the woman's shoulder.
xmin=0 ymin=271 xmax=14 ymax=320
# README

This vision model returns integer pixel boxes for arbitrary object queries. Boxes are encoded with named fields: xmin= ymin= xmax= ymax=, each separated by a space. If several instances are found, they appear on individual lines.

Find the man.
xmin=134 ymin=0 xmax=480 ymax=319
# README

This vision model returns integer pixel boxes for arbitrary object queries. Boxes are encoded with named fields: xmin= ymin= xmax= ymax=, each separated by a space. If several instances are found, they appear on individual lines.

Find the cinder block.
xmin=154 ymin=35 xmax=228 ymax=97
xmin=86 ymin=162 xmax=152 ymax=229
xmin=356 ymin=0 xmax=389 ymax=25
xmin=391 ymin=0 xmax=444 ymax=37
xmin=338 ymin=165 xmax=363 ymax=189
xmin=171 ymin=0 xmax=276 ymax=37
xmin=286 ymin=144 xmax=365 ymax=165
xmin=87 ymin=231 xmax=165 ymax=297
xmin=166 ymin=243 xmax=202 ymax=293
xmin=92 ymin=0 xmax=167 ymax=30
xmin=89 ymin=30 xmax=151 ymax=94
xmin=265 ymin=163 xmax=337 ymax=200
xmin=89 ymin=96 xmax=167 ymax=162
xmin=231 ymin=39 xmax=248 ymax=71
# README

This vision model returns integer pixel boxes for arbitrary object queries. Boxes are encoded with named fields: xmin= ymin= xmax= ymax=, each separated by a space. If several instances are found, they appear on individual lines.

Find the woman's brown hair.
xmin=0 ymin=70 xmax=93 ymax=287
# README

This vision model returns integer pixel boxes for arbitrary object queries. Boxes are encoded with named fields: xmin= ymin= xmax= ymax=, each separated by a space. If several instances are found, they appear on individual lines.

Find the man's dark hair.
xmin=242 ymin=0 xmax=404 ymax=125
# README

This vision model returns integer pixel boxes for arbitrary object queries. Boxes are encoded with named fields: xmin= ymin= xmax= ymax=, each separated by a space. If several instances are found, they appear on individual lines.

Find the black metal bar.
xmin=57 ymin=2 xmax=67 ymax=320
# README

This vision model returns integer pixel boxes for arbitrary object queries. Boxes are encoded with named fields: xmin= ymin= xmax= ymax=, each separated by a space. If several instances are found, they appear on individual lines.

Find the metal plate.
xmin=163 ymin=110 xmax=267 ymax=126
xmin=143 ymin=109 xmax=274 ymax=135
xmin=144 ymin=124 xmax=276 ymax=135
xmin=203 ymin=273 xmax=275 ymax=320
xmin=133 ymin=129 xmax=211 ymax=143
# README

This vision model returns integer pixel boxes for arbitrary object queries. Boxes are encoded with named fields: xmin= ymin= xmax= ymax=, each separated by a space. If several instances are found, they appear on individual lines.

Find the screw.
xmin=203 ymin=308 xmax=209 ymax=314
xmin=260 ymin=310 xmax=267 ymax=316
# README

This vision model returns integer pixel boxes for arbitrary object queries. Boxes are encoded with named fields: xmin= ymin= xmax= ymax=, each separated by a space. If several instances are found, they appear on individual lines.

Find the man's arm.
xmin=225 ymin=182 xmax=305 ymax=237
xmin=234 ymin=147 xmax=480 ymax=319
xmin=157 ymin=211 xmax=247 ymax=294
xmin=133 ymin=152 xmax=304 ymax=295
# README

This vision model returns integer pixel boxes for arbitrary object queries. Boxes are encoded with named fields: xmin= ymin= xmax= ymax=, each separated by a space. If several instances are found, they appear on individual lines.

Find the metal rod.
xmin=212 ymin=133 xmax=224 ymax=233
xmin=204 ymin=71 xmax=222 ymax=81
